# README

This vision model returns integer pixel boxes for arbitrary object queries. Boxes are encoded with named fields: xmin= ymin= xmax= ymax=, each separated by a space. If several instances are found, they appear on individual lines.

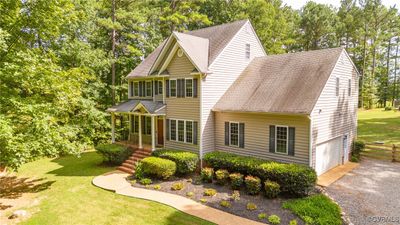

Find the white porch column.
xmin=111 ymin=113 xmax=115 ymax=143
xmin=138 ymin=114 xmax=143 ymax=149
xmin=151 ymin=115 xmax=156 ymax=151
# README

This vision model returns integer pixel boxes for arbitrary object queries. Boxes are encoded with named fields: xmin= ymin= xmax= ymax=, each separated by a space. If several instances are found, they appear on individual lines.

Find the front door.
xmin=157 ymin=118 xmax=164 ymax=145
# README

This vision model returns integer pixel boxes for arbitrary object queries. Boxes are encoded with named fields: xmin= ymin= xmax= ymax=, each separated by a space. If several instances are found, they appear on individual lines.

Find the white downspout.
xmin=199 ymin=74 xmax=203 ymax=168
xmin=308 ymin=115 xmax=313 ymax=168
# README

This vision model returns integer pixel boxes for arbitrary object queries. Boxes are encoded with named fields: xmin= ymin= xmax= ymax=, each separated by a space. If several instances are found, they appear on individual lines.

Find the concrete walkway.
xmin=92 ymin=171 xmax=264 ymax=225
xmin=317 ymin=162 xmax=359 ymax=187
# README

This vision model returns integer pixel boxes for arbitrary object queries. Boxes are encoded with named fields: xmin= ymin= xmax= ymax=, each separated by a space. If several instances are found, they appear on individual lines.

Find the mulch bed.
xmin=129 ymin=174 xmax=304 ymax=224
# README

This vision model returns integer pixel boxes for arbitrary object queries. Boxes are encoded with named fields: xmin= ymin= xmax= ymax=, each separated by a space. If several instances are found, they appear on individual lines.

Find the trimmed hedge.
xmin=95 ymin=144 xmax=131 ymax=165
xmin=140 ymin=157 xmax=176 ymax=179
xmin=204 ymin=151 xmax=317 ymax=196
xmin=152 ymin=149 xmax=198 ymax=175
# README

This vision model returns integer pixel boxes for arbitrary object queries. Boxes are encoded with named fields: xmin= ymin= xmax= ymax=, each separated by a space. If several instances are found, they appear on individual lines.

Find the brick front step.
xmin=117 ymin=166 xmax=134 ymax=174
xmin=117 ymin=148 xmax=151 ymax=174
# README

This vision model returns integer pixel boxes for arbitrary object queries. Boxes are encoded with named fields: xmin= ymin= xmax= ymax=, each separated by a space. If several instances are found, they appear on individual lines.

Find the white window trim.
xmin=275 ymin=125 xmax=289 ymax=155
xmin=169 ymin=79 xmax=177 ymax=98
xmin=133 ymin=81 xmax=139 ymax=97
xmin=229 ymin=121 xmax=240 ymax=147
xmin=168 ymin=118 xmax=195 ymax=145
xmin=145 ymin=81 xmax=152 ymax=97
xmin=185 ymin=78 xmax=193 ymax=98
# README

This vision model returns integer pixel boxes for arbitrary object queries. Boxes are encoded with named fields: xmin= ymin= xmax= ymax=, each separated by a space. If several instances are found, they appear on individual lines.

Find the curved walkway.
xmin=92 ymin=171 xmax=264 ymax=225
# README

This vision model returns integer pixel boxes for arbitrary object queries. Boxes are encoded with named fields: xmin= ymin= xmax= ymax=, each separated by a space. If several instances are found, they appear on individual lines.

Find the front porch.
xmin=107 ymin=100 xmax=166 ymax=151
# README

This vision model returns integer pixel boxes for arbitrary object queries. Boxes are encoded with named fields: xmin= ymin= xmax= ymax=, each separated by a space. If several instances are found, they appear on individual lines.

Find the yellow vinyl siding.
xmin=215 ymin=112 xmax=310 ymax=165
xmin=165 ymin=48 xmax=200 ymax=152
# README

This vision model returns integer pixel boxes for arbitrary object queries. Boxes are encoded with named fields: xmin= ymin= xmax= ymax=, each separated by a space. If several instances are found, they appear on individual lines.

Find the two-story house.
xmin=107 ymin=20 xmax=359 ymax=176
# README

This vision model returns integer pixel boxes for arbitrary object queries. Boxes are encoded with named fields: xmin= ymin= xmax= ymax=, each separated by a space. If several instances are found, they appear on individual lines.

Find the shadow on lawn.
xmin=0 ymin=176 xmax=54 ymax=200
xmin=358 ymin=117 xmax=400 ymax=143
xmin=47 ymin=151 xmax=114 ymax=177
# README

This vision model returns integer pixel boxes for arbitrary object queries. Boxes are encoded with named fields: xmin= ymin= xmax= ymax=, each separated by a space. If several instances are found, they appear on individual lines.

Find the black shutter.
xmin=166 ymin=119 xmax=170 ymax=141
xmin=193 ymin=121 xmax=198 ymax=145
xmin=239 ymin=123 xmax=245 ymax=148
xmin=129 ymin=82 xmax=133 ymax=97
xmin=269 ymin=125 xmax=275 ymax=153
xmin=288 ymin=127 xmax=295 ymax=156
xmin=193 ymin=78 xmax=198 ymax=98
xmin=155 ymin=80 xmax=159 ymax=95
xmin=182 ymin=79 xmax=186 ymax=97
xmin=142 ymin=81 xmax=146 ymax=97
xmin=177 ymin=79 xmax=182 ymax=97
xmin=139 ymin=81 xmax=142 ymax=97
xmin=166 ymin=80 xmax=170 ymax=97
xmin=225 ymin=122 xmax=229 ymax=146
xmin=151 ymin=81 xmax=154 ymax=97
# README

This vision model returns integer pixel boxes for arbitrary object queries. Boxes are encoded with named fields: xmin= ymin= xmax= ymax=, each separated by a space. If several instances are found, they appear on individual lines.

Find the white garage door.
xmin=316 ymin=137 xmax=342 ymax=175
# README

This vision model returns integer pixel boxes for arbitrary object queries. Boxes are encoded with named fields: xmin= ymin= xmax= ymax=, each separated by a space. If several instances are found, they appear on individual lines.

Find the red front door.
xmin=157 ymin=119 xmax=164 ymax=145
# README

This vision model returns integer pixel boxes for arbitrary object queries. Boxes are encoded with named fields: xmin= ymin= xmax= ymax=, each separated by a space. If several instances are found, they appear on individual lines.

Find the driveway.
xmin=326 ymin=158 xmax=400 ymax=225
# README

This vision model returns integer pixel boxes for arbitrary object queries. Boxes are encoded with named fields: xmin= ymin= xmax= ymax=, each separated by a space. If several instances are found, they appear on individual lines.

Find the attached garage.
xmin=315 ymin=137 xmax=342 ymax=175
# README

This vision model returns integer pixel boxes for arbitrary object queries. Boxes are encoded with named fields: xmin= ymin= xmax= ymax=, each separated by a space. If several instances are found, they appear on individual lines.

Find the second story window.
xmin=185 ymin=79 xmax=193 ymax=97
xmin=336 ymin=77 xmax=340 ymax=96
xmin=146 ymin=81 xmax=152 ymax=97
xmin=245 ymin=43 xmax=250 ymax=59
xmin=134 ymin=82 xmax=139 ymax=96
xmin=158 ymin=81 xmax=163 ymax=94
xmin=170 ymin=79 xmax=177 ymax=97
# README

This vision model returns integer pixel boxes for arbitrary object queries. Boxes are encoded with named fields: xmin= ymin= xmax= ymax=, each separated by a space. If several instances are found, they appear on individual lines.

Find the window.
xmin=245 ymin=43 xmax=250 ymax=59
xmin=144 ymin=116 xmax=151 ymax=135
xmin=186 ymin=121 xmax=193 ymax=143
xmin=158 ymin=81 xmax=163 ymax=94
xmin=336 ymin=77 xmax=340 ymax=96
xmin=185 ymin=79 xmax=193 ymax=97
xmin=133 ymin=115 xmax=139 ymax=133
xmin=170 ymin=79 xmax=177 ymax=97
xmin=348 ymin=79 xmax=351 ymax=96
xmin=178 ymin=120 xmax=185 ymax=142
xmin=134 ymin=82 xmax=139 ymax=96
xmin=146 ymin=81 xmax=152 ymax=97
xmin=275 ymin=126 xmax=288 ymax=154
xmin=229 ymin=122 xmax=239 ymax=146
xmin=170 ymin=120 xmax=176 ymax=140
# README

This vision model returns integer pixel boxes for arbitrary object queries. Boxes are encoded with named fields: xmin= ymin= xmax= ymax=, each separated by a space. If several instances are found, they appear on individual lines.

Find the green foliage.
xmin=283 ymin=194 xmax=342 ymax=225
xmin=215 ymin=169 xmax=229 ymax=185
xmin=199 ymin=198 xmax=207 ymax=204
xmin=152 ymin=150 xmax=198 ymax=175
xmin=205 ymin=151 xmax=317 ymax=196
xmin=258 ymin=213 xmax=267 ymax=220
xmin=230 ymin=190 xmax=241 ymax=201
xmin=203 ymin=188 xmax=217 ymax=196
xmin=135 ymin=161 xmax=145 ymax=179
xmin=171 ymin=182 xmax=185 ymax=191
xmin=139 ymin=178 xmax=152 ymax=185
xmin=246 ymin=202 xmax=257 ymax=210
xmin=351 ymin=140 xmax=365 ymax=162
xmin=229 ymin=172 xmax=244 ymax=190
xmin=268 ymin=215 xmax=281 ymax=225
xmin=153 ymin=184 xmax=161 ymax=190
xmin=95 ymin=144 xmax=130 ymax=165
xmin=244 ymin=175 xmax=261 ymax=195
xmin=140 ymin=157 xmax=176 ymax=180
xmin=264 ymin=180 xmax=281 ymax=199
xmin=201 ymin=167 xmax=214 ymax=183
xmin=385 ymin=106 xmax=393 ymax=111
xmin=219 ymin=200 xmax=231 ymax=208
xmin=186 ymin=192 xmax=194 ymax=198
xmin=289 ymin=219 xmax=298 ymax=225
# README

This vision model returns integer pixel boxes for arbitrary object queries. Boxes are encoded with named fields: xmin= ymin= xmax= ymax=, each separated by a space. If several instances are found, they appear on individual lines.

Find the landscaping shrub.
xmin=153 ymin=184 xmax=161 ymax=190
xmin=139 ymin=178 xmax=152 ymax=185
xmin=230 ymin=190 xmax=240 ymax=201
xmin=264 ymin=180 xmax=280 ymax=198
xmin=201 ymin=167 xmax=214 ymax=183
xmin=186 ymin=192 xmax=194 ymax=198
xmin=203 ymin=188 xmax=217 ymax=196
xmin=385 ymin=106 xmax=392 ymax=111
xmin=246 ymin=202 xmax=257 ymax=210
xmin=219 ymin=200 xmax=231 ymax=208
xmin=351 ymin=140 xmax=365 ymax=163
xmin=258 ymin=213 xmax=267 ymax=220
xmin=229 ymin=172 xmax=244 ymax=190
xmin=171 ymin=182 xmax=184 ymax=191
xmin=204 ymin=151 xmax=266 ymax=175
xmin=152 ymin=149 xmax=198 ymax=175
xmin=140 ymin=157 xmax=176 ymax=180
xmin=289 ymin=219 xmax=298 ymax=225
xmin=268 ymin=215 xmax=281 ymax=225
xmin=244 ymin=175 xmax=261 ymax=195
xmin=95 ymin=144 xmax=131 ymax=165
xmin=283 ymin=194 xmax=342 ymax=225
xmin=134 ymin=161 xmax=144 ymax=179
xmin=215 ymin=169 xmax=229 ymax=185
xmin=204 ymin=151 xmax=317 ymax=196
xmin=200 ymin=198 xmax=207 ymax=203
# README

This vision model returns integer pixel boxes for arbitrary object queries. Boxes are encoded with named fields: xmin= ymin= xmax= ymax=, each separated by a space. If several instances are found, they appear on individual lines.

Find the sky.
xmin=281 ymin=0 xmax=400 ymax=10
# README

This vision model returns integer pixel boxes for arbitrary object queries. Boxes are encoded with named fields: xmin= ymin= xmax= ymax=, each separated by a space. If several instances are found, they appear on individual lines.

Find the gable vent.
xmin=177 ymin=49 xmax=183 ymax=57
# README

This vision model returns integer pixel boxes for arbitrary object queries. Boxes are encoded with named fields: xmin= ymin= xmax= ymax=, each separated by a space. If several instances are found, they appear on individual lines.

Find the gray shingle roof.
xmin=213 ymin=47 xmax=345 ymax=115
xmin=107 ymin=100 xmax=165 ymax=114
xmin=127 ymin=20 xmax=248 ymax=78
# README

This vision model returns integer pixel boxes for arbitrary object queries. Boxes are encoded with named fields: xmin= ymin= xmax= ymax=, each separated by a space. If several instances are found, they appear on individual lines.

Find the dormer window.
xmin=245 ymin=43 xmax=250 ymax=59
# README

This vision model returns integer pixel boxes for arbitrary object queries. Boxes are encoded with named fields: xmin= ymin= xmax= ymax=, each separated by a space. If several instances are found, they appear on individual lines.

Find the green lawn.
xmin=16 ymin=152 xmax=213 ymax=225
xmin=358 ymin=109 xmax=400 ymax=145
